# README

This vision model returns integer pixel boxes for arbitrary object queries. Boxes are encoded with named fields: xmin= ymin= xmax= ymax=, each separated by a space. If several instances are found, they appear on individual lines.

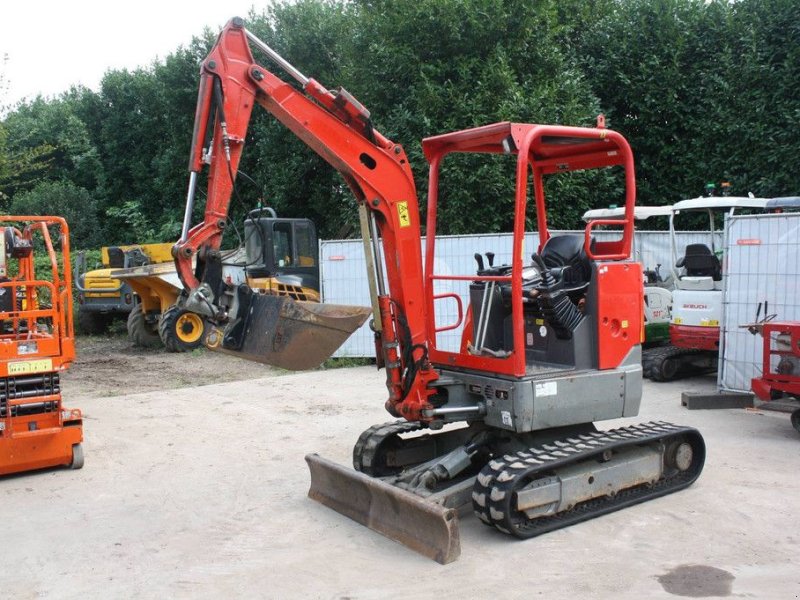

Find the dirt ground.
xmin=3 ymin=339 xmax=799 ymax=598
xmin=61 ymin=334 xmax=279 ymax=398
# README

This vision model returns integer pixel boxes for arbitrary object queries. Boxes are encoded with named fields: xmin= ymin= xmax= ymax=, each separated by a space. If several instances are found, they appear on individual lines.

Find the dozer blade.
xmin=207 ymin=294 xmax=371 ymax=370
xmin=305 ymin=454 xmax=461 ymax=564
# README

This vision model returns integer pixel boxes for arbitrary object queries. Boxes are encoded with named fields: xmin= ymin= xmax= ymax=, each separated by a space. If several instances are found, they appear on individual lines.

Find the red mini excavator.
xmin=0 ymin=216 xmax=83 ymax=476
xmin=173 ymin=18 xmax=705 ymax=563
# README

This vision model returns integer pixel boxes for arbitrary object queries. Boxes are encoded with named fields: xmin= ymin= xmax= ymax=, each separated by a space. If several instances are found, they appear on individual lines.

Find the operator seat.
xmin=539 ymin=234 xmax=593 ymax=290
xmin=676 ymin=244 xmax=721 ymax=280
xmin=107 ymin=247 xmax=125 ymax=268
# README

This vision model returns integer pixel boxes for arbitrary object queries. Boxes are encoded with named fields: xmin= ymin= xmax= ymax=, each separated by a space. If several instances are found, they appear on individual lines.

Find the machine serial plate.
xmin=535 ymin=381 xmax=558 ymax=397
xmin=8 ymin=359 xmax=53 ymax=375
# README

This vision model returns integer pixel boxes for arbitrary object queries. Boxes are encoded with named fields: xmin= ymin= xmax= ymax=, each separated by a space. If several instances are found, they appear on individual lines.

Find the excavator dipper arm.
xmin=173 ymin=18 xmax=438 ymax=420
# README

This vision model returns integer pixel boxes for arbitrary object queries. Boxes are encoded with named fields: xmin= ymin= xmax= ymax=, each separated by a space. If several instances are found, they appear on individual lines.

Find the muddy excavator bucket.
xmin=207 ymin=294 xmax=371 ymax=370
xmin=305 ymin=454 xmax=461 ymax=564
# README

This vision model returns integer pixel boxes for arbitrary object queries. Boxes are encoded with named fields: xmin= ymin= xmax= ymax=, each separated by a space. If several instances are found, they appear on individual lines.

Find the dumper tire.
xmin=78 ymin=311 xmax=112 ymax=335
xmin=127 ymin=304 xmax=162 ymax=347
xmin=158 ymin=304 xmax=206 ymax=353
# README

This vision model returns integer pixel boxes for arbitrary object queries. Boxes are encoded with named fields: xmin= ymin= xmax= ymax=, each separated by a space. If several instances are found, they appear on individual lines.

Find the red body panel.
xmin=596 ymin=262 xmax=644 ymax=369
xmin=0 ymin=410 xmax=82 ymax=476
xmin=670 ymin=324 xmax=720 ymax=351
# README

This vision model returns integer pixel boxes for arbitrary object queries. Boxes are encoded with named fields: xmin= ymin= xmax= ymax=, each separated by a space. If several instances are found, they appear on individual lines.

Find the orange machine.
xmin=0 ymin=216 xmax=83 ymax=476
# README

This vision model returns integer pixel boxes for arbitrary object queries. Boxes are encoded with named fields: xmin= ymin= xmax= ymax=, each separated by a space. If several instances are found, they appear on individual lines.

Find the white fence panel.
xmin=321 ymin=230 xmax=715 ymax=358
xmin=719 ymin=214 xmax=800 ymax=392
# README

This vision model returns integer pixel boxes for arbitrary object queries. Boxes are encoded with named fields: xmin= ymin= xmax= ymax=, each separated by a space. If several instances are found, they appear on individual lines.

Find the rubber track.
xmin=352 ymin=420 xmax=423 ymax=474
xmin=472 ymin=421 xmax=705 ymax=538
xmin=642 ymin=345 xmax=709 ymax=381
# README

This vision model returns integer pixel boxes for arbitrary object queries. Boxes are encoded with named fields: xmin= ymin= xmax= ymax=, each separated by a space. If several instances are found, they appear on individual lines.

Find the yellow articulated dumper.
xmin=75 ymin=243 xmax=173 ymax=334
xmin=113 ymin=208 xmax=321 ymax=352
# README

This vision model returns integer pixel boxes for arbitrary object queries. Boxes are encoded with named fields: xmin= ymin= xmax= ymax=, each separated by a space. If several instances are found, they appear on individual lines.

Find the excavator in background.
xmin=766 ymin=197 xmax=800 ymax=213
xmin=0 ymin=216 xmax=84 ymax=476
xmin=172 ymin=18 xmax=705 ymax=563
xmin=581 ymin=206 xmax=674 ymax=349
xmin=644 ymin=195 xmax=768 ymax=381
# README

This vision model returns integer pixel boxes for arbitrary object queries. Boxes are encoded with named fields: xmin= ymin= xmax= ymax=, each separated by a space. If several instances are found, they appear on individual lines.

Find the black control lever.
xmin=474 ymin=253 xmax=485 ymax=272
xmin=486 ymin=252 xmax=495 ymax=267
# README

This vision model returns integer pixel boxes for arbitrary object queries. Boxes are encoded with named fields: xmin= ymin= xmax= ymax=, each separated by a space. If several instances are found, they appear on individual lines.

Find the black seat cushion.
xmin=678 ymin=244 xmax=721 ymax=280
xmin=540 ymin=235 xmax=592 ymax=288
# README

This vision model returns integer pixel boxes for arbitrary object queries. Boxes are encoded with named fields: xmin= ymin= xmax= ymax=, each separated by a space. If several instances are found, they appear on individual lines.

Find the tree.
xmin=10 ymin=180 xmax=100 ymax=249
xmin=2 ymin=0 xmax=799 ymax=246
xmin=577 ymin=0 xmax=800 ymax=203
xmin=1 ymin=96 xmax=102 ymax=197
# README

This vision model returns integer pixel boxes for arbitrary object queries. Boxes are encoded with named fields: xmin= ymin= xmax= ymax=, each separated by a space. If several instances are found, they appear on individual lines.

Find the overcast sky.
xmin=1 ymin=0 xmax=263 ymax=108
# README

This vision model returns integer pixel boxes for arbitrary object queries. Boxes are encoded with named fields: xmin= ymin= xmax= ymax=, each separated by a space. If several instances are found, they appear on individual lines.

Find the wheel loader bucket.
xmin=305 ymin=454 xmax=461 ymax=564
xmin=207 ymin=294 xmax=371 ymax=370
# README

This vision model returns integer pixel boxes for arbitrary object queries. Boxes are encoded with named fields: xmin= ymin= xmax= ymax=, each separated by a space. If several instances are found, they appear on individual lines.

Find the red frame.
xmin=422 ymin=123 xmax=636 ymax=377
xmin=751 ymin=322 xmax=800 ymax=401
xmin=0 ymin=216 xmax=75 ymax=374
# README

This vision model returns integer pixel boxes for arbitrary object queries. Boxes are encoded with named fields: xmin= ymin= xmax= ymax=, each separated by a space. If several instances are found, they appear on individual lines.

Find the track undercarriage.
xmin=642 ymin=344 xmax=717 ymax=381
xmin=308 ymin=418 xmax=705 ymax=563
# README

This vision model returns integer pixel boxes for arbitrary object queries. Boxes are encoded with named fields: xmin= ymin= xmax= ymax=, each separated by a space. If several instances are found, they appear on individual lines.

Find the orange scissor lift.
xmin=0 ymin=216 xmax=83 ymax=476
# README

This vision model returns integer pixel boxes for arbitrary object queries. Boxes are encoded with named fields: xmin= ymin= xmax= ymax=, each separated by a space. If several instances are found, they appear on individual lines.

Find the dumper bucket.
xmin=207 ymin=294 xmax=371 ymax=370
xmin=305 ymin=453 xmax=461 ymax=564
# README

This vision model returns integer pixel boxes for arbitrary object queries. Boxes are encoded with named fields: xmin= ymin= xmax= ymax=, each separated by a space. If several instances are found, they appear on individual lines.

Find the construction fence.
xmin=719 ymin=213 xmax=800 ymax=393
xmin=321 ymin=230 xmax=719 ymax=358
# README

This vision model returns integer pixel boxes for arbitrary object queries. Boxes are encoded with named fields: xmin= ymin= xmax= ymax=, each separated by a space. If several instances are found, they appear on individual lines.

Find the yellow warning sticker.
xmin=8 ymin=359 xmax=52 ymax=375
xmin=397 ymin=201 xmax=410 ymax=228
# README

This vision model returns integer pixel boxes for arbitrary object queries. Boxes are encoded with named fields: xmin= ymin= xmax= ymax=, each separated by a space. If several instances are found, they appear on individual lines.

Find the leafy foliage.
xmin=0 ymin=0 xmax=798 ymax=250
xmin=10 ymin=180 xmax=100 ymax=249
xmin=578 ymin=0 xmax=800 ymax=203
